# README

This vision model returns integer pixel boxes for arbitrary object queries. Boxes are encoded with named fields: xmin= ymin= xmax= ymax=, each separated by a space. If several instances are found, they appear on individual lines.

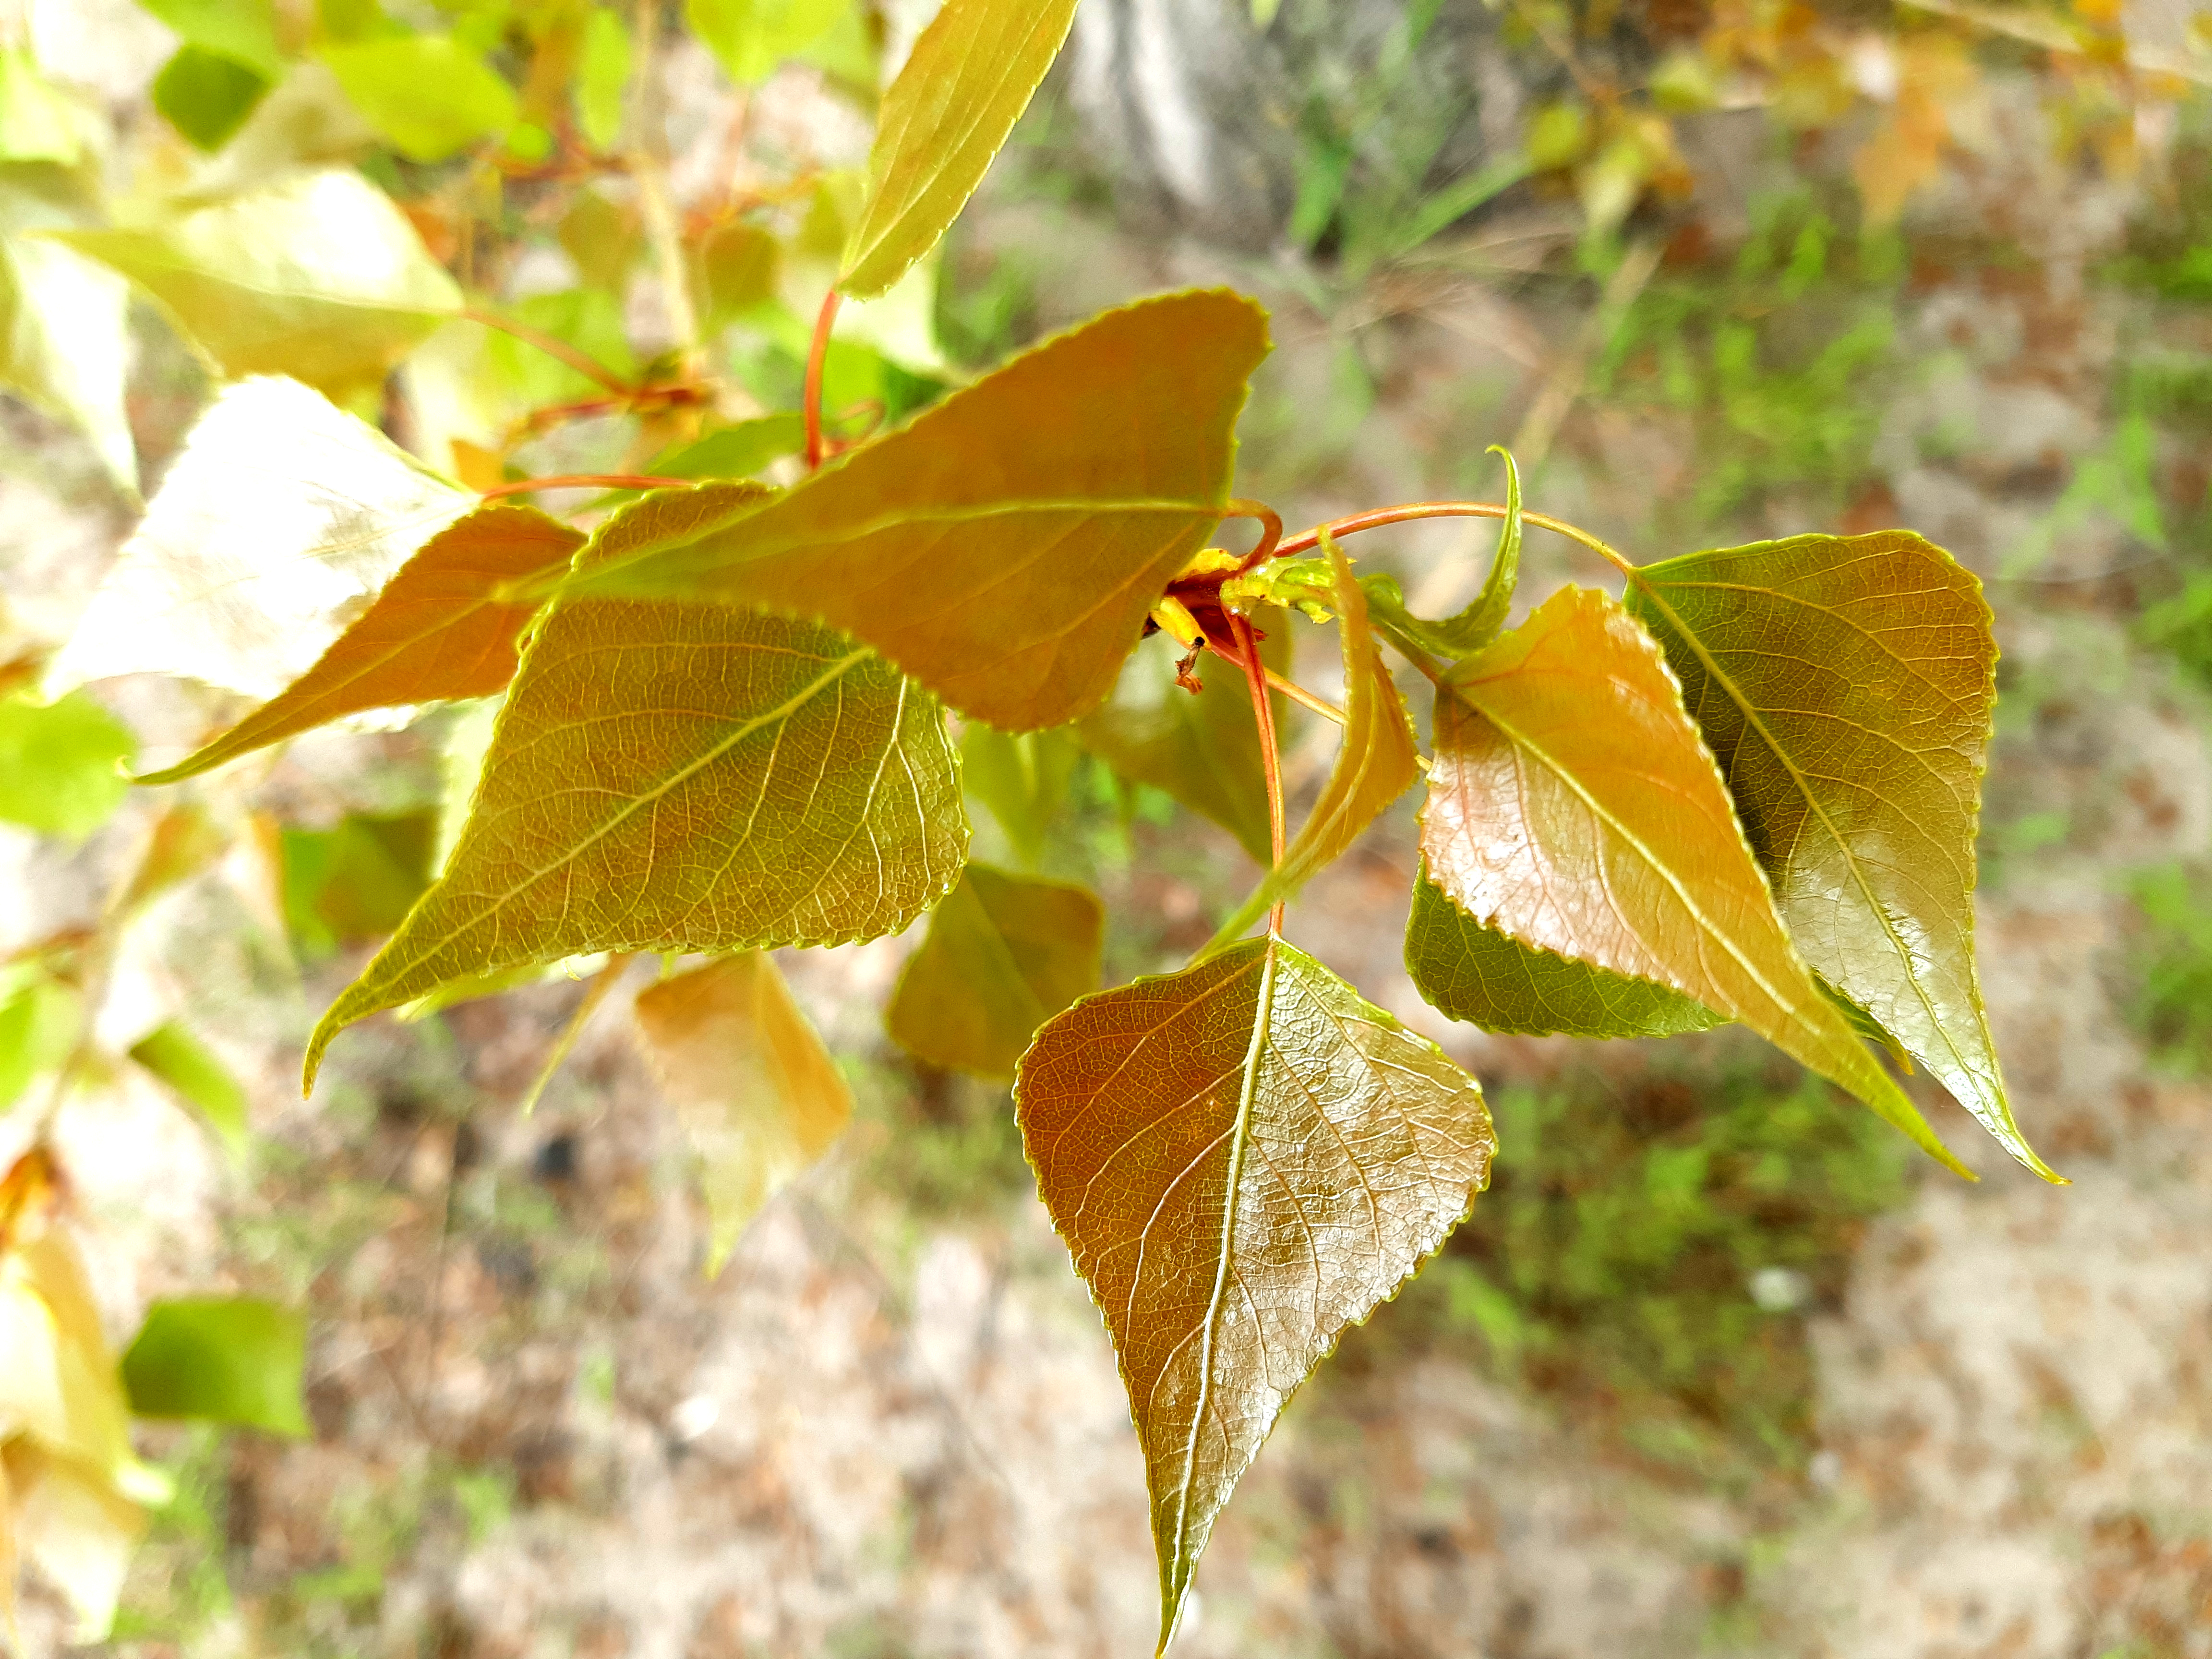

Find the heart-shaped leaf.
xmin=1016 ymin=937 xmax=1493 ymax=1651
xmin=137 ymin=503 xmax=582 ymax=783
xmin=1623 ymin=531 xmax=2055 ymax=1180
xmin=561 ymin=289 xmax=1270 ymax=731
xmin=886 ymin=864 xmax=1103 ymax=1077
xmin=1422 ymin=585 xmax=1969 ymax=1176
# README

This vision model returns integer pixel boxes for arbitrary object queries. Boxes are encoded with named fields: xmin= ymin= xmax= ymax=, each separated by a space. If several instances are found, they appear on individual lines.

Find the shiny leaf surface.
xmin=634 ymin=953 xmax=853 ymax=1273
xmin=1405 ymin=863 xmax=1726 ymax=1038
xmin=1422 ymin=585 xmax=1968 ymax=1175
xmin=120 ymin=1298 xmax=308 ymax=1436
xmin=1016 ymin=937 xmax=1492 ymax=1651
xmin=562 ymin=290 xmax=1270 ymax=730
xmin=837 ymin=0 xmax=1080 ymax=299
xmin=137 ymin=503 xmax=582 ymax=783
xmin=47 ymin=376 xmax=473 ymax=700
xmin=1623 ymin=531 xmax=2051 ymax=1179
xmin=887 ymin=865 xmax=1103 ymax=1077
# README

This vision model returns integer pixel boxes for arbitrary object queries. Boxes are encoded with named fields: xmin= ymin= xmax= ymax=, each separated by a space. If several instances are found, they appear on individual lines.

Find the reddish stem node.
xmin=804 ymin=289 xmax=841 ymax=470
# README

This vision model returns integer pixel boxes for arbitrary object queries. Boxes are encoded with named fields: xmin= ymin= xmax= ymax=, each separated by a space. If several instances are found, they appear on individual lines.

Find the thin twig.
xmin=1224 ymin=499 xmax=1285 ymax=574
xmin=1232 ymin=613 xmax=1288 ymax=937
xmin=1275 ymin=500 xmax=1635 ymax=577
xmin=479 ymin=473 xmax=690 ymax=499
xmin=804 ymin=289 xmax=840 ymax=470
xmin=1267 ymin=667 xmax=1343 ymax=725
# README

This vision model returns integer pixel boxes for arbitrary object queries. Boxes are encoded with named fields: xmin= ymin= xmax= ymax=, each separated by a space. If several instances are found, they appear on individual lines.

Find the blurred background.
xmin=4 ymin=0 xmax=2212 ymax=1653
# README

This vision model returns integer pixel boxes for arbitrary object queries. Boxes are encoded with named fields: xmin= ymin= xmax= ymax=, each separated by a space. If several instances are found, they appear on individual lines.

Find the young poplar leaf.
xmin=886 ymin=865 xmax=1103 ymax=1077
xmin=304 ymin=496 xmax=967 ymax=1088
xmin=960 ymin=723 xmax=1082 ymax=867
xmin=1208 ymin=541 xmax=1421 ymax=947
xmin=0 ymin=692 xmax=135 ymax=841
xmin=127 ymin=1022 xmax=250 ymax=1153
xmin=1622 ymin=532 xmax=2056 ymax=1182
xmin=132 ymin=0 xmax=286 ymax=80
xmin=135 ymin=504 xmax=583 ymax=783
xmin=633 ymin=952 xmax=853 ymax=1273
xmin=321 ymin=36 xmax=520 ymax=163
xmin=561 ymin=290 xmax=1271 ymax=731
xmin=1422 ymin=585 xmax=1971 ymax=1176
xmin=0 ymin=972 xmax=79 ymax=1113
xmin=1077 ymin=617 xmax=1287 ymax=864
xmin=47 ymin=377 xmax=473 ymax=700
xmin=55 ymin=170 xmax=462 ymax=399
xmin=0 ymin=225 xmax=136 ymax=492
xmin=1016 ymin=937 xmax=1494 ymax=1651
xmin=1405 ymin=863 xmax=1726 ymax=1038
xmin=836 ymin=0 xmax=1081 ymax=300
xmin=120 ymin=1298 xmax=309 ymax=1437
xmin=1359 ymin=447 xmax=1523 ymax=659
xmin=686 ymin=0 xmax=849 ymax=86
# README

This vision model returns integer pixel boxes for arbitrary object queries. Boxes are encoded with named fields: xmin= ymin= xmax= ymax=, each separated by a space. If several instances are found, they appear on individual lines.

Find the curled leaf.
xmin=1362 ymin=446 xmax=1522 ymax=658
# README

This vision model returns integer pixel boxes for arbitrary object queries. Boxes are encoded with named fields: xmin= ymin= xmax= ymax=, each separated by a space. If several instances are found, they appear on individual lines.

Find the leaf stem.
xmin=1232 ymin=613 xmax=1287 ymax=936
xmin=804 ymin=289 xmax=840 ymax=470
xmin=1224 ymin=499 xmax=1284 ymax=573
xmin=480 ymin=473 xmax=691 ymax=499
xmin=1277 ymin=500 xmax=1635 ymax=577
xmin=1267 ymin=667 xmax=1343 ymax=724
xmin=464 ymin=305 xmax=633 ymax=396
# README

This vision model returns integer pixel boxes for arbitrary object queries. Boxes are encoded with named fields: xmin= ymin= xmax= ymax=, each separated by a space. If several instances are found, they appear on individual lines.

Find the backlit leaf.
xmin=132 ymin=0 xmax=285 ymax=79
xmin=1422 ymin=585 xmax=1969 ymax=1175
xmin=47 ymin=376 xmax=473 ymax=700
xmin=281 ymin=810 xmax=438 ymax=957
xmin=322 ymin=36 xmax=519 ymax=163
xmin=887 ymin=865 xmax=1103 ymax=1077
xmin=153 ymin=47 xmax=272 ymax=151
xmin=56 ymin=169 xmax=463 ymax=399
xmin=1078 ymin=613 xmax=1287 ymax=864
xmin=1361 ymin=447 xmax=1522 ymax=659
xmin=305 ymin=494 xmax=967 ymax=1088
xmin=1016 ymin=937 xmax=1493 ymax=1650
xmin=645 ymin=414 xmax=805 ymax=484
xmin=137 ymin=504 xmax=582 ymax=783
xmin=960 ymin=723 xmax=1082 ymax=867
xmin=837 ymin=0 xmax=1080 ymax=300
xmin=1 ymin=1443 xmax=145 ymax=1644
xmin=1209 ymin=541 xmax=1421 ymax=946
xmin=0 ymin=692 xmax=135 ymax=842
xmin=633 ymin=953 xmax=853 ymax=1273
xmin=0 ymin=1201 xmax=131 ymax=1481
xmin=120 ymin=1297 xmax=309 ymax=1436
xmin=1405 ymin=863 xmax=1726 ymax=1038
xmin=1 ymin=193 xmax=136 ymax=492
xmin=127 ymin=1022 xmax=250 ymax=1153
xmin=0 ymin=48 xmax=88 ymax=163
xmin=575 ymin=9 xmax=630 ymax=150
xmin=1622 ymin=531 xmax=2053 ymax=1180
xmin=0 ymin=972 xmax=79 ymax=1114
xmin=562 ymin=290 xmax=1271 ymax=731
xmin=685 ymin=0 xmax=849 ymax=86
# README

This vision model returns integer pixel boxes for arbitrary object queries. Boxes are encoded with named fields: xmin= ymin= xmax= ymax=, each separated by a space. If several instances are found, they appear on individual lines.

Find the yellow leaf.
xmin=633 ymin=953 xmax=853 ymax=1272
xmin=0 ymin=1442 xmax=145 ymax=1644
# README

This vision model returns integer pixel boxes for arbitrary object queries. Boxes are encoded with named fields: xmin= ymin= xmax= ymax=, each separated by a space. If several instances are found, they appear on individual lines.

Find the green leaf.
xmin=0 ymin=971 xmax=81 ymax=1113
xmin=132 ymin=0 xmax=285 ymax=79
xmin=0 ymin=48 xmax=88 ymax=163
xmin=1208 ymin=540 xmax=1422 ymax=947
xmin=887 ymin=865 xmax=1102 ymax=1077
xmin=282 ymin=810 xmax=439 ymax=956
xmin=304 ymin=490 xmax=969 ymax=1089
xmin=561 ymin=290 xmax=1270 ymax=731
xmin=0 ymin=692 xmax=135 ymax=841
xmin=1077 ymin=613 xmax=1287 ymax=864
xmin=153 ymin=47 xmax=273 ymax=151
xmin=633 ymin=952 xmax=853 ymax=1273
xmin=127 ymin=1022 xmax=250 ymax=1153
xmin=645 ymin=414 xmax=806 ymax=483
xmin=1622 ymin=531 xmax=2055 ymax=1182
xmin=136 ymin=504 xmax=583 ymax=784
xmin=1405 ymin=863 xmax=1726 ymax=1038
xmin=837 ymin=0 xmax=1080 ymax=299
xmin=321 ymin=36 xmax=518 ymax=163
xmin=1422 ymin=585 xmax=1972 ymax=1177
xmin=1360 ymin=447 xmax=1522 ymax=659
xmin=575 ymin=8 xmax=631 ymax=150
xmin=1016 ymin=936 xmax=1493 ymax=1651
xmin=685 ymin=0 xmax=850 ymax=86
xmin=55 ymin=169 xmax=463 ymax=400
xmin=960 ymin=723 xmax=1081 ymax=866
xmin=121 ymin=1297 xmax=310 ymax=1436
xmin=46 ymin=376 xmax=472 ymax=700
xmin=1 ymin=182 xmax=137 ymax=491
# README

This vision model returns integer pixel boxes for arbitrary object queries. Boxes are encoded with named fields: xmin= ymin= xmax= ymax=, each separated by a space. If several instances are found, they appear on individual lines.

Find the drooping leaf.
xmin=837 ymin=0 xmax=1081 ymax=300
xmin=281 ymin=810 xmax=438 ymax=958
xmin=1421 ymin=585 xmax=1970 ymax=1176
xmin=633 ymin=952 xmax=853 ymax=1273
xmin=0 ymin=971 xmax=79 ymax=1113
xmin=887 ymin=865 xmax=1103 ymax=1077
xmin=1 ymin=180 xmax=137 ymax=491
xmin=1208 ymin=540 xmax=1422 ymax=946
xmin=0 ymin=1200 xmax=132 ymax=1481
xmin=0 ymin=692 xmax=135 ymax=841
xmin=1077 ymin=612 xmax=1287 ymax=864
xmin=959 ymin=722 xmax=1082 ymax=866
xmin=321 ymin=36 xmax=519 ymax=163
xmin=1359 ymin=446 xmax=1522 ymax=659
xmin=136 ymin=504 xmax=582 ymax=783
xmin=561 ymin=290 xmax=1271 ymax=731
xmin=304 ymin=500 xmax=968 ymax=1087
xmin=685 ymin=0 xmax=850 ymax=86
xmin=1405 ymin=863 xmax=1726 ymax=1038
xmin=153 ymin=47 xmax=272 ymax=150
xmin=120 ymin=1297 xmax=309 ymax=1436
xmin=56 ymin=169 xmax=463 ymax=399
xmin=1016 ymin=937 xmax=1493 ymax=1651
xmin=0 ymin=1443 xmax=146 ymax=1644
xmin=47 ymin=377 xmax=473 ymax=700
xmin=127 ymin=1022 xmax=250 ymax=1153
xmin=1622 ymin=531 xmax=2054 ymax=1180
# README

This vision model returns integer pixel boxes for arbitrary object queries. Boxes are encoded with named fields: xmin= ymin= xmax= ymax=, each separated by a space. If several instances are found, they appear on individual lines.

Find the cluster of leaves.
xmin=0 ymin=0 xmax=2074 ymax=1650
